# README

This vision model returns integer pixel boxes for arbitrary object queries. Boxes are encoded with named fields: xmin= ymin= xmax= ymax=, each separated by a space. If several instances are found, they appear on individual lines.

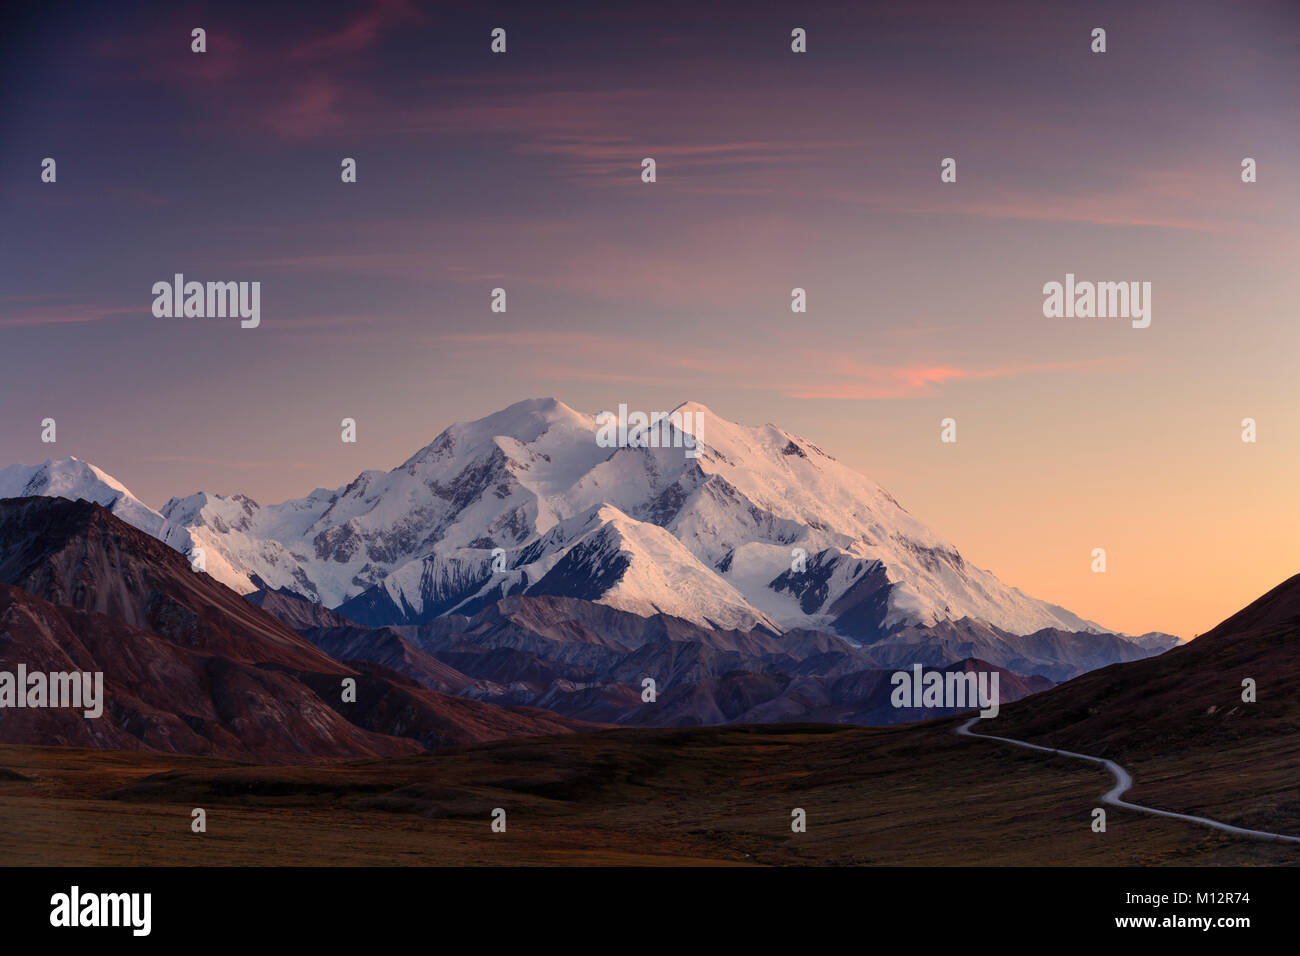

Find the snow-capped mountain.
xmin=1 ymin=399 xmax=1110 ymax=640
xmin=0 ymin=457 xmax=192 ymax=553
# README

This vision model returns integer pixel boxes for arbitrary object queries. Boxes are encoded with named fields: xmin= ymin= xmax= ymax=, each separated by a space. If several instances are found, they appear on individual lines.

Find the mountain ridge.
xmin=246 ymin=587 xmax=1183 ymax=729
xmin=2 ymin=399 xmax=1125 ymax=651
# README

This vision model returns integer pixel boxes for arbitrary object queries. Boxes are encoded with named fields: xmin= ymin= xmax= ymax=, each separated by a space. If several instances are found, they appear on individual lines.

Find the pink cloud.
xmin=812 ymin=161 xmax=1278 ymax=234
xmin=0 ymin=304 xmax=139 ymax=329
xmin=140 ymin=455 xmax=319 ymax=470
xmin=518 ymin=136 xmax=843 ymax=185
xmin=785 ymin=358 xmax=1124 ymax=400
xmin=418 ymin=329 xmax=1126 ymax=402
xmin=288 ymin=0 xmax=424 ymax=60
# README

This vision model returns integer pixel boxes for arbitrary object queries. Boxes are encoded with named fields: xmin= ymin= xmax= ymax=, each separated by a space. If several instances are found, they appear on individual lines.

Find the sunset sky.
xmin=2 ymin=0 xmax=1297 ymax=639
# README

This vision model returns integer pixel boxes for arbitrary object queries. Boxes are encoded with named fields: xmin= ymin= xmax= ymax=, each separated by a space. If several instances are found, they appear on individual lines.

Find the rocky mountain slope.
xmin=0 ymin=497 xmax=599 ymax=760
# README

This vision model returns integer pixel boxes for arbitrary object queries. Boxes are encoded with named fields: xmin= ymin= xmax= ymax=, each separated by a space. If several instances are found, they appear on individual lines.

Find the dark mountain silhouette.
xmin=985 ymin=572 xmax=1300 ymax=759
xmin=0 ymin=497 xmax=600 ymax=761
xmin=251 ymin=587 xmax=1054 ymax=727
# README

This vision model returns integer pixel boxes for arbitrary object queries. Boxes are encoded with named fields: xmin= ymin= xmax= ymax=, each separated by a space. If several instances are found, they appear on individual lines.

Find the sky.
xmin=1 ymin=0 xmax=1298 ymax=639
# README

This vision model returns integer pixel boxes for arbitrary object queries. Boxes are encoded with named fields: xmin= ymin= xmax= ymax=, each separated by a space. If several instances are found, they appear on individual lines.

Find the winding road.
xmin=956 ymin=717 xmax=1300 ymax=844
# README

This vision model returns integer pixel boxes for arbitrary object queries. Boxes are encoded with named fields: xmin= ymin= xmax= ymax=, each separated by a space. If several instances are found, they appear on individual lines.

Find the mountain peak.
xmin=463 ymin=396 xmax=588 ymax=432
xmin=401 ymin=397 xmax=592 ymax=469
xmin=1200 ymin=572 xmax=1300 ymax=640
xmin=0 ymin=398 xmax=1117 ymax=641
xmin=669 ymin=399 xmax=715 ymax=417
xmin=0 ymin=456 xmax=192 ymax=551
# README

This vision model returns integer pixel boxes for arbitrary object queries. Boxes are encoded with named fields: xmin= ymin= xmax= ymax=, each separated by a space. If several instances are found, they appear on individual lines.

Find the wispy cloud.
xmin=418 ymin=329 xmax=1128 ymax=401
xmin=784 ymin=357 xmax=1126 ymax=400
xmin=0 ymin=304 xmax=139 ymax=329
xmin=287 ymin=0 xmax=424 ymax=61
xmin=519 ymin=135 xmax=843 ymax=186
xmin=139 ymin=455 xmax=319 ymax=470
